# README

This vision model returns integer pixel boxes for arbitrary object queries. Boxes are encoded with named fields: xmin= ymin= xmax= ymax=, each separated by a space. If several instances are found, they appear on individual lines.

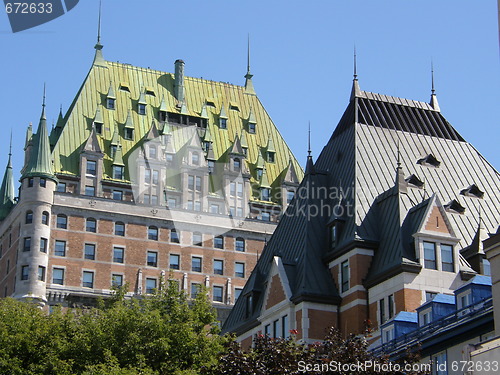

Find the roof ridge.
xmin=359 ymin=90 xmax=437 ymax=111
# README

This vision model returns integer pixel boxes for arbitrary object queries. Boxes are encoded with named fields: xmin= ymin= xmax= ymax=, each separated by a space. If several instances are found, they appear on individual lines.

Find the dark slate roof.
xmin=223 ymin=80 xmax=500 ymax=335
xmin=222 ymin=169 xmax=340 ymax=334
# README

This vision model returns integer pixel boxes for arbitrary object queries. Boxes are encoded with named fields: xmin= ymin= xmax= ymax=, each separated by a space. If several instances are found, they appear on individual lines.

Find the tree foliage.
xmin=204 ymin=328 xmax=430 ymax=375
xmin=0 ymin=281 xmax=226 ymax=375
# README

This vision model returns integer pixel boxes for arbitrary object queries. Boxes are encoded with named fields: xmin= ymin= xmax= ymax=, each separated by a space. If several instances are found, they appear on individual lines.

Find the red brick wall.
xmin=265 ymin=274 xmax=286 ymax=310
xmin=308 ymin=309 xmax=337 ymax=340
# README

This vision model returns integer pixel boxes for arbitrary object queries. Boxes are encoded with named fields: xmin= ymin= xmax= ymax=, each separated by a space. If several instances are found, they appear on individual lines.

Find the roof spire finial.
xmin=396 ymin=140 xmax=401 ymax=169
xmin=429 ymin=59 xmax=440 ymax=111
xmin=41 ymin=83 xmax=47 ymax=120
xmin=244 ymin=35 xmax=256 ymax=95
xmin=97 ymin=0 xmax=102 ymax=44
xmin=431 ymin=60 xmax=435 ymax=95
xmin=9 ymin=130 xmax=12 ymax=158
xmin=308 ymin=121 xmax=311 ymax=157
xmin=353 ymin=45 xmax=357 ymax=80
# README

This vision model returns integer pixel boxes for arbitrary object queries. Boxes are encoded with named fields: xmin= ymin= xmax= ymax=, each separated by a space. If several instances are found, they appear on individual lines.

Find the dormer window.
xmin=145 ymin=89 xmax=155 ymax=97
xmin=261 ymin=187 xmax=271 ymax=201
xmin=192 ymin=152 xmax=199 ymax=165
xmin=329 ymin=224 xmax=338 ymax=249
xmin=219 ymin=118 xmax=227 ymax=129
xmin=417 ymin=154 xmax=440 ymax=168
xmin=249 ymin=123 xmax=256 ymax=134
xmin=267 ymin=152 xmax=275 ymax=163
xmin=94 ymin=122 xmax=103 ymax=134
xmin=405 ymin=174 xmax=424 ymax=188
xmin=206 ymin=100 xmax=216 ymax=108
xmin=230 ymin=103 xmax=239 ymax=111
xmin=124 ymin=128 xmax=134 ymax=140
xmin=107 ymin=98 xmax=115 ymax=110
xmin=110 ymin=145 xmax=117 ymax=158
xmin=138 ymin=103 xmax=146 ymax=115
xmin=113 ymin=165 xmax=124 ymax=180
xmin=444 ymin=199 xmax=466 ymax=214
xmin=242 ymin=147 xmax=248 ymax=156
xmin=423 ymin=241 xmax=437 ymax=270
xmin=234 ymin=158 xmax=241 ymax=172
xmin=208 ymin=160 xmax=215 ymax=173
xmin=159 ymin=110 xmax=167 ymax=122
xmin=460 ymin=184 xmax=484 ymax=199
xmin=203 ymin=141 xmax=210 ymax=152
xmin=86 ymin=160 xmax=97 ymax=176
xmin=256 ymin=168 xmax=263 ymax=179
xmin=149 ymin=146 xmax=157 ymax=159
xmin=119 ymin=85 xmax=130 ymax=93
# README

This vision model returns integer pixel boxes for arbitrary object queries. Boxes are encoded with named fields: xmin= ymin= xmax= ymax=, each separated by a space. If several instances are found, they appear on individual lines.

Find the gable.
xmin=424 ymin=205 xmax=451 ymax=235
xmin=265 ymin=274 xmax=287 ymax=310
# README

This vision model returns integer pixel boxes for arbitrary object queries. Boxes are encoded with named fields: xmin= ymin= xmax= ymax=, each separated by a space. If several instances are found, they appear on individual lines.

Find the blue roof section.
xmin=394 ymin=311 xmax=418 ymax=323
xmin=417 ymin=293 xmax=455 ymax=310
xmin=455 ymin=275 xmax=492 ymax=293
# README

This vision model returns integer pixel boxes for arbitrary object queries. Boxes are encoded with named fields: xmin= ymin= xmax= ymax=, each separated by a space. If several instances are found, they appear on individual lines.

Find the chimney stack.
xmin=174 ymin=59 xmax=185 ymax=104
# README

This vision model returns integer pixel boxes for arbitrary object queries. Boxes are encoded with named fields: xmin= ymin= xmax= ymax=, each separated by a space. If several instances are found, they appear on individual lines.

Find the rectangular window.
xmin=82 ymin=271 xmax=94 ymax=288
xmin=170 ymin=229 xmax=180 ymax=243
xmin=40 ymin=238 xmax=48 ymax=253
xmin=213 ymin=286 xmax=223 ymax=302
xmin=423 ymin=241 xmax=437 ymax=270
xmin=40 ymin=178 xmax=46 ymax=188
xmin=188 ymin=175 xmax=194 ymax=190
xmin=56 ymin=215 xmax=67 ymax=229
xmin=149 ymin=146 xmax=157 ymax=159
xmin=194 ymin=201 xmax=201 ymax=211
xmin=146 ymin=278 xmax=157 ymax=294
xmin=422 ymin=311 xmax=431 ymax=326
xmin=214 ymin=236 xmax=224 ymax=249
xmin=213 ymin=259 xmax=223 ymax=275
xmin=330 ymin=224 xmax=338 ymax=249
xmin=191 ymin=283 xmax=201 ymax=299
xmin=144 ymin=194 xmax=150 ymax=205
xmin=167 ymin=198 xmax=176 ymax=208
xmin=107 ymin=98 xmax=115 ymax=110
xmin=235 ymin=262 xmax=245 ymax=278
xmin=210 ymin=204 xmax=219 ymax=214
xmin=148 ymin=227 xmax=158 ymax=241
xmin=113 ymin=247 xmax=124 ymax=263
xmin=52 ymin=268 xmax=64 ymax=285
xmin=152 ymin=170 xmax=159 ymax=185
xmin=138 ymin=103 xmax=146 ymax=116
xmin=282 ymin=315 xmax=289 ymax=338
xmin=145 ymin=169 xmax=151 ymax=183
xmin=84 ymin=244 xmax=96 ymax=260
xmin=21 ymin=265 xmax=29 ymax=280
xmin=195 ymin=176 xmax=201 ymax=192
xmin=230 ymin=182 xmax=236 ymax=196
xmin=86 ymin=218 xmax=97 ymax=233
xmin=115 ymin=222 xmax=125 ymax=236
xmin=261 ymin=212 xmax=270 ymax=222
xmin=249 ymin=123 xmax=256 ymax=134
xmin=379 ymin=299 xmax=386 ymax=324
xmin=147 ymin=251 xmax=158 ymax=267
xmin=57 ymin=182 xmax=66 ymax=193
xmin=264 ymin=324 xmax=270 ymax=336
xmin=55 ymin=240 xmax=66 ymax=257
xmin=38 ymin=266 xmax=46 ymax=281
xmin=341 ymin=260 xmax=349 ymax=293
xmin=192 ymin=257 xmax=202 ymax=272
xmin=236 ymin=207 xmax=243 ymax=217
xmin=273 ymin=319 xmax=280 ymax=339
xmin=85 ymin=186 xmax=95 ymax=196
xmin=113 ymin=190 xmax=123 ymax=201
xmin=112 ymin=274 xmax=123 ymax=287
xmin=441 ymin=244 xmax=454 ymax=272
xmin=235 ymin=238 xmax=245 ymax=252
xmin=388 ymin=294 xmax=394 ymax=319
xmin=113 ymin=166 xmax=124 ymax=180
xmin=287 ymin=190 xmax=294 ymax=203
xmin=434 ymin=351 xmax=447 ymax=375
xmin=235 ymin=288 xmax=243 ymax=301
xmin=151 ymin=195 xmax=158 ymax=205
xmin=23 ymin=237 xmax=31 ymax=252
xmin=237 ymin=183 xmax=243 ymax=198
xmin=169 ymin=254 xmax=180 ymax=270
xmin=28 ymin=178 xmax=34 ymax=187
xmin=86 ymin=160 xmax=97 ymax=176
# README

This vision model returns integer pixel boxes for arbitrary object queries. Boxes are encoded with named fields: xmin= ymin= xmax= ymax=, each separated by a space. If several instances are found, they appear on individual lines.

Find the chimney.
xmin=174 ymin=59 xmax=185 ymax=104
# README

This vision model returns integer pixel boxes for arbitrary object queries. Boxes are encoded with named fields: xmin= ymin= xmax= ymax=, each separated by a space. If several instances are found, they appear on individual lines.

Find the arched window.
xmin=115 ymin=222 xmax=125 ymax=236
xmin=41 ymin=211 xmax=49 ymax=226
xmin=148 ymin=226 xmax=158 ymax=241
xmin=25 ymin=210 xmax=33 ymax=224
xmin=234 ymin=158 xmax=241 ymax=172
xmin=56 ymin=214 xmax=67 ymax=229
xmin=86 ymin=218 xmax=97 ymax=233
xmin=235 ymin=237 xmax=245 ymax=252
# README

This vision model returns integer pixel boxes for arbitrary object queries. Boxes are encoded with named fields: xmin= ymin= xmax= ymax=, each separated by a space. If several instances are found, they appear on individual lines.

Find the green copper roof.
xmin=22 ymin=104 xmax=56 ymax=181
xmin=259 ymin=166 xmax=271 ymax=188
xmin=24 ymin=123 xmax=33 ymax=149
xmin=124 ymin=110 xmax=134 ymax=129
xmin=51 ymin=55 xmax=303 ymax=188
xmin=255 ymin=150 xmax=265 ymax=169
xmin=0 ymin=153 xmax=15 ymax=220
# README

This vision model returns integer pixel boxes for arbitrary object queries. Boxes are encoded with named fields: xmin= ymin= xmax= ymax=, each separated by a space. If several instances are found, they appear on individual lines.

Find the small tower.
xmin=16 ymin=89 xmax=57 ymax=305
xmin=0 ymin=135 xmax=15 ymax=220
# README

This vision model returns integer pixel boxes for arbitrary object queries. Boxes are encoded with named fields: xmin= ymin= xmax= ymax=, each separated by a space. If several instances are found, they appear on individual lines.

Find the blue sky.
xmin=0 ymin=0 xmax=498 ymax=185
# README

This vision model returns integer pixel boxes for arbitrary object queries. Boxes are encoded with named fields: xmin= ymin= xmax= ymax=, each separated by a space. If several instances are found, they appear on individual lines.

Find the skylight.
xmin=417 ymin=154 xmax=441 ymax=168
xmin=444 ymin=199 xmax=466 ymax=214
xmin=460 ymin=184 xmax=484 ymax=199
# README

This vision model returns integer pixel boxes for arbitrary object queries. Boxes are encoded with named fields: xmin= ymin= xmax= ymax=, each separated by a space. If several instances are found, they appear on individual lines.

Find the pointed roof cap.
xmin=0 ymin=136 xmax=15 ymax=220
xmin=124 ymin=110 xmax=134 ymax=129
xmin=107 ymin=81 xmax=116 ymax=99
xmin=429 ymin=62 xmax=440 ymax=111
xmin=93 ymin=104 xmax=103 ymax=124
xmin=24 ymin=122 xmax=33 ymax=149
xmin=284 ymin=157 xmax=300 ymax=184
xmin=110 ymin=122 xmax=120 ymax=146
xmin=230 ymin=134 xmax=245 ymax=155
xmin=203 ymin=125 xmax=213 ymax=143
xmin=266 ymin=133 xmax=276 ymax=153
xmin=144 ymin=120 xmax=159 ymax=140
xmin=240 ymin=130 xmax=248 ymax=149
xmin=206 ymin=142 xmax=216 ymax=161
xmin=255 ymin=149 xmax=265 ymax=169
xmin=93 ymin=0 xmax=105 ymax=65
xmin=112 ymin=144 xmax=125 ymax=166
xmin=259 ymin=166 xmax=271 ymax=188
xmin=22 ymin=89 xmax=56 ymax=182
xmin=200 ymin=103 xmax=208 ymax=118
xmin=247 ymin=106 xmax=256 ymax=123
xmin=219 ymin=104 xmax=228 ymax=119
xmin=305 ymin=123 xmax=315 ymax=175
xmin=138 ymin=89 xmax=147 ymax=104
xmin=81 ymin=126 xmax=103 ymax=154
xmin=159 ymin=95 xmax=168 ymax=112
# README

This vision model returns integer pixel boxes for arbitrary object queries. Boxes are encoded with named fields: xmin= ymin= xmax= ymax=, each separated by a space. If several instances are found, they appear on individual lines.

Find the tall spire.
xmin=244 ymin=35 xmax=256 ymax=95
xmin=350 ymin=46 xmax=361 ymax=101
xmin=93 ymin=0 xmax=105 ymax=65
xmin=0 ymin=132 xmax=15 ymax=220
xmin=21 ymin=86 xmax=56 ymax=182
xmin=305 ymin=122 xmax=315 ymax=175
xmin=429 ymin=60 xmax=440 ymax=112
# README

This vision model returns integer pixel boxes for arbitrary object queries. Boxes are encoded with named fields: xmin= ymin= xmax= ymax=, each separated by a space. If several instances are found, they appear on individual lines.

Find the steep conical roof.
xmin=0 ymin=150 xmax=15 ymax=220
xmin=22 ymin=100 xmax=56 ymax=182
xmin=259 ymin=166 xmax=271 ymax=189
